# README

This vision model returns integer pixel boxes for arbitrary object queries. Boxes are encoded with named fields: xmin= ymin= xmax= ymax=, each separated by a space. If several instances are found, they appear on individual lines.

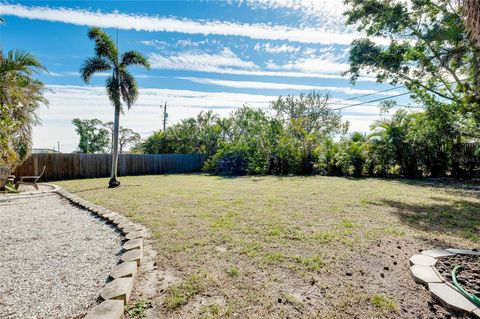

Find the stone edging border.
xmin=53 ymin=186 xmax=145 ymax=319
xmin=409 ymin=248 xmax=480 ymax=318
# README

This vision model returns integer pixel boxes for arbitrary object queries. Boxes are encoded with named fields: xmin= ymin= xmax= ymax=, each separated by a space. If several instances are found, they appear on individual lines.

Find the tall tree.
xmin=0 ymin=49 xmax=47 ymax=167
xmin=461 ymin=0 xmax=480 ymax=45
xmin=103 ymin=121 xmax=141 ymax=154
xmin=80 ymin=27 xmax=150 ymax=187
xmin=344 ymin=0 xmax=480 ymax=115
xmin=72 ymin=118 xmax=110 ymax=153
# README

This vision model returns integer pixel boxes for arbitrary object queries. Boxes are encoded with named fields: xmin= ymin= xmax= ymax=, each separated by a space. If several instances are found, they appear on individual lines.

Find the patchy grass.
xmin=164 ymin=273 xmax=207 ymax=310
xmin=57 ymin=175 xmax=480 ymax=318
xmin=225 ymin=266 xmax=240 ymax=277
xmin=370 ymin=294 xmax=397 ymax=313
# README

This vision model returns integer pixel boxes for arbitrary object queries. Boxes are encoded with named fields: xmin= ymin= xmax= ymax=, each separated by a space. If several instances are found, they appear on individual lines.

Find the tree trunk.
xmin=109 ymin=104 xmax=121 ymax=188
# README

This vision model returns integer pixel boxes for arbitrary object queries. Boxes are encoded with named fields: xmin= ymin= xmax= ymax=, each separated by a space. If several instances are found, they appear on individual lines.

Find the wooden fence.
xmin=13 ymin=153 xmax=205 ymax=181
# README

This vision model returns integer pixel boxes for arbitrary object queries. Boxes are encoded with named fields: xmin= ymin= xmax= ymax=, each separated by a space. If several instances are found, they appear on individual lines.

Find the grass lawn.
xmin=57 ymin=175 xmax=480 ymax=319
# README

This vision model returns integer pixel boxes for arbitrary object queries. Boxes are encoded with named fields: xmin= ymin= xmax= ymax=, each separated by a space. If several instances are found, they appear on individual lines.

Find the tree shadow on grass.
xmin=373 ymin=198 xmax=480 ymax=244
xmin=386 ymin=177 xmax=480 ymax=193
xmin=73 ymin=184 xmax=141 ymax=193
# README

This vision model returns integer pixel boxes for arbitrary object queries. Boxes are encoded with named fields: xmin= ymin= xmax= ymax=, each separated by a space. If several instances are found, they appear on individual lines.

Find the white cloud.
xmin=149 ymin=48 xmax=258 ymax=72
xmin=246 ymin=0 xmax=349 ymax=19
xmin=254 ymin=43 xmax=300 ymax=54
xmin=178 ymin=77 xmax=399 ymax=95
xmin=272 ymin=57 xmax=349 ymax=74
xmin=48 ymin=71 xmax=110 ymax=77
xmin=148 ymin=49 xmax=374 ymax=81
xmin=0 ymin=3 xmax=388 ymax=45
xmin=140 ymin=39 xmax=169 ymax=49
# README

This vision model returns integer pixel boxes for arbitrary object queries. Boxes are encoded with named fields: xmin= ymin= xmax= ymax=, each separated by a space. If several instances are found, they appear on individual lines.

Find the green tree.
xmin=80 ymin=27 xmax=150 ymax=188
xmin=370 ymin=110 xmax=419 ymax=177
xmin=72 ymin=118 xmax=110 ymax=153
xmin=103 ymin=121 xmax=141 ymax=154
xmin=271 ymin=92 xmax=348 ymax=173
xmin=344 ymin=0 xmax=479 ymax=116
xmin=336 ymin=132 xmax=367 ymax=177
xmin=0 ymin=49 xmax=47 ymax=167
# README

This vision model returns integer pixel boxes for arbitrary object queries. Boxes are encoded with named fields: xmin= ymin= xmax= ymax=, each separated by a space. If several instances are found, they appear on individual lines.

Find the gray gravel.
xmin=0 ymin=193 xmax=123 ymax=319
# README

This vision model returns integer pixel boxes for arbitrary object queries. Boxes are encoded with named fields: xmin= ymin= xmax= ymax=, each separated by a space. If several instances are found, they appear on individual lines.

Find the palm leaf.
xmin=119 ymin=69 xmax=138 ymax=109
xmin=80 ymin=56 xmax=112 ymax=83
xmin=120 ymin=51 xmax=151 ymax=69
xmin=0 ymin=49 xmax=46 ymax=76
xmin=105 ymin=75 xmax=121 ymax=109
xmin=88 ymin=27 xmax=118 ymax=63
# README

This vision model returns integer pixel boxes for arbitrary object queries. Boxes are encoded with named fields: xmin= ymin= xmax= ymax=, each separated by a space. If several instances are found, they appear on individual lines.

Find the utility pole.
xmin=57 ymin=141 xmax=60 ymax=153
xmin=162 ymin=102 xmax=168 ymax=131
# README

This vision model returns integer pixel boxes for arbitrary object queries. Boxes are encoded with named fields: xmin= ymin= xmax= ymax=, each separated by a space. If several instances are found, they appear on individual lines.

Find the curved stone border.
xmin=410 ymin=249 xmax=480 ymax=318
xmin=53 ymin=187 xmax=146 ymax=319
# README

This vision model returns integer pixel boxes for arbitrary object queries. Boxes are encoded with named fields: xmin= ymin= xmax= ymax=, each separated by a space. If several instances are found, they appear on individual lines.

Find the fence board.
xmin=13 ymin=153 xmax=205 ymax=181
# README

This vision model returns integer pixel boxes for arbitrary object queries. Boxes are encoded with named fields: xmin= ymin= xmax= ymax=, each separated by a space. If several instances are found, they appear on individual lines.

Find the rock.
xmin=84 ymin=300 xmax=124 ymax=319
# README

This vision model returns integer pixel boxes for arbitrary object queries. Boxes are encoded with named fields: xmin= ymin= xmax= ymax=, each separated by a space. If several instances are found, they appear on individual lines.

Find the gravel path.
xmin=0 ymin=193 xmax=123 ymax=319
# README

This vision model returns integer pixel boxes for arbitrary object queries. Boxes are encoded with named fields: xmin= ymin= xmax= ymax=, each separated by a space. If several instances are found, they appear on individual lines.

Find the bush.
xmin=203 ymin=144 xmax=248 ymax=176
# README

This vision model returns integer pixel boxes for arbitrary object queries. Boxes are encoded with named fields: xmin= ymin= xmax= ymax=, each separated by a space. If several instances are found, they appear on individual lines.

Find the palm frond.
xmin=105 ymin=75 xmax=122 ymax=110
xmin=80 ymin=56 xmax=112 ymax=83
xmin=119 ymin=69 xmax=138 ymax=109
xmin=120 ymin=51 xmax=151 ymax=69
xmin=87 ymin=27 xmax=118 ymax=63
xmin=0 ymin=49 xmax=46 ymax=76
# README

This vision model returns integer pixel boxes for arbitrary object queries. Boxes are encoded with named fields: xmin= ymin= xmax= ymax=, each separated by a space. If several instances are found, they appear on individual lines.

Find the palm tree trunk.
xmin=109 ymin=104 xmax=121 ymax=188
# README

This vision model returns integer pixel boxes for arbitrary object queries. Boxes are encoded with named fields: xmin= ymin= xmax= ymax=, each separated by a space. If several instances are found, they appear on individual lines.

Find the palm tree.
xmin=80 ymin=27 xmax=150 ymax=188
xmin=0 ymin=49 xmax=47 ymax=167
xmin=461 ymin=0 xmax=480 ymax=44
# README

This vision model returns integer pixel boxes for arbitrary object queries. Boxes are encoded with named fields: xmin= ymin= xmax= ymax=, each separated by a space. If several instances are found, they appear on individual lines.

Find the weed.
xmin=200 ymin=303 xmax=220 ymax=319
xmin=370 ymin=294 xmax=397 ymax=312
xmin=261 ymin=252 xmax=285 ymax=264
xmin=312 ymin=231 xmax=335 ymax=243
xmin=226 ymin=266 xmax=240 ymax=277
xmin=293 ymin=255 xmax=325 ymax=272
xmin=125 ymin=299 xmax=152 ymax=318
xmin=241 ymin=241 xmax=262 ymax=257
xmin=340 ymin=218 xmax=355 ymax=228
xmin=165 ymin=273 xmax=206 ymax=310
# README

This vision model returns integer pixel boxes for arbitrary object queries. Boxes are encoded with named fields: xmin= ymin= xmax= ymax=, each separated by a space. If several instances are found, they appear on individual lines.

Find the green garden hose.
xmin=451 ymin=265 xmax=480 ymax=307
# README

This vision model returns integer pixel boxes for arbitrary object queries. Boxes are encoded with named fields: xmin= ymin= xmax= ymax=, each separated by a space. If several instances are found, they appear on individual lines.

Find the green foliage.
xmin=72 ymin=118 xmax=140 ymax=154
xmin=138 ymin=93 xmax=348 ymax=176
xmin=125 ymin=299 xmax=152 ymax=318
xmin=225 ymin=266 xmax=240 ymax=277
xmin=3 ymin=181 xmax=18 ymax=193
xmin=336 ymin=132 xmax=367 ymax=177
xmin=370 ymin=293 xmax=397 ymax=312
xmin=72 ymin=118 xmax=110 ymax=153
xmin=344 ymin=0 xmax=480 ymax=118
xmin=203 ymin=144 xmax=249 ymax=175
xmin=0 ymin=49 xmax=46 ymax=168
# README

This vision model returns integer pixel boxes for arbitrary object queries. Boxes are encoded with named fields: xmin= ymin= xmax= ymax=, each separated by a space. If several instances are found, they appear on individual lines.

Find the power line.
xmin=337 ymin=85 xmax=405 ymax=103
xmin=329 ymin=79 xmax=463 ymax=112
xmin=332 ymin=91 xmax=413 ymax=111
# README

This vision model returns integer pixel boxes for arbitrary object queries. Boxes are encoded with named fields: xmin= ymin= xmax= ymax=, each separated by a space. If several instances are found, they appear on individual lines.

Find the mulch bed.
xmin=436 ymin=254 xmax=480 ymax=296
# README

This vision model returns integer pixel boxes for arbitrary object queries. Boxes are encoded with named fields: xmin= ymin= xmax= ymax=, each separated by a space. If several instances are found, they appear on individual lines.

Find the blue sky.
xmin=1 ymin=0 xmax=413 ymax=152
